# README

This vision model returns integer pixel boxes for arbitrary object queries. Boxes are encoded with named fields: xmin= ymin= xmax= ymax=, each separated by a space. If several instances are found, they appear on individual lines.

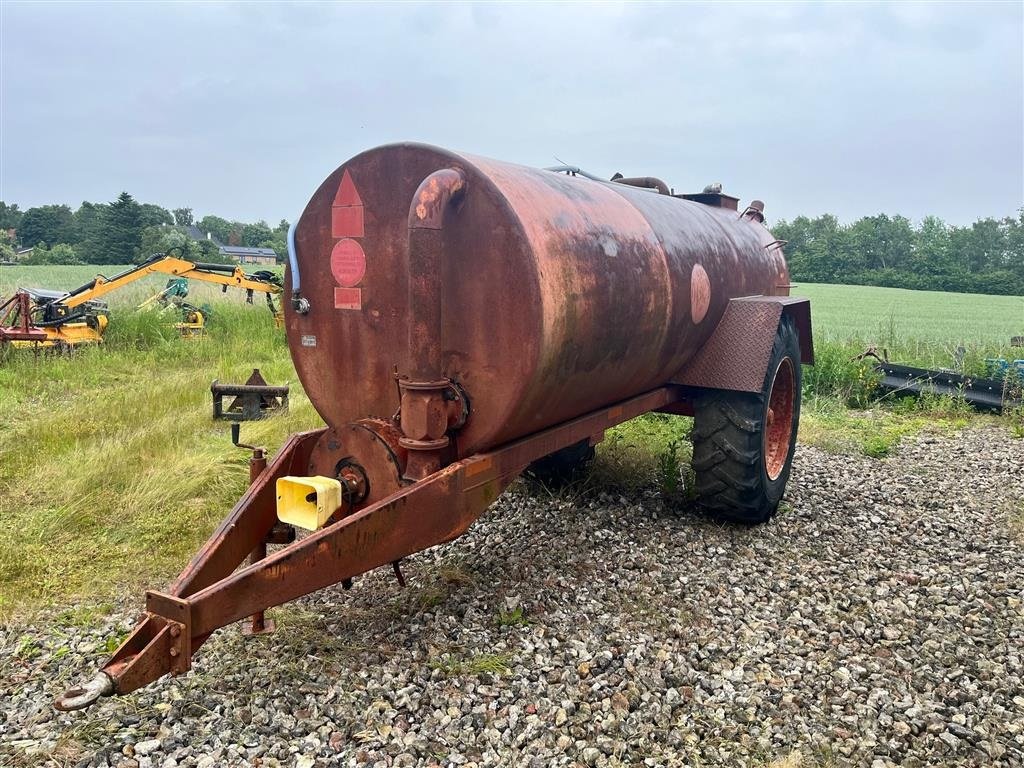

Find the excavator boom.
xmin=61 ymin=255 xmax=282 ymax=309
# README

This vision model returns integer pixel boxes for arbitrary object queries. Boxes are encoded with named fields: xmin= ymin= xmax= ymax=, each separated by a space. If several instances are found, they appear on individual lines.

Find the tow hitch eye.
xmin=54 ymin=672 xmax=114 ymax=711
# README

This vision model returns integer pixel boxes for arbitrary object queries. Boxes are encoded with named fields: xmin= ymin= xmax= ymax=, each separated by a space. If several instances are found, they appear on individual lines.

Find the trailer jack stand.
xmin=242 ymin=615 xmax=274 ymax=635
xmin=242 ymin=541 xmax=275 ymax=636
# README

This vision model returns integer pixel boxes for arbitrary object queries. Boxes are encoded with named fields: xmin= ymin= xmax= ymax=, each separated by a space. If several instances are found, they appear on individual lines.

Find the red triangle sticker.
xmin=333 ymin=169 xmax=363 ymax=207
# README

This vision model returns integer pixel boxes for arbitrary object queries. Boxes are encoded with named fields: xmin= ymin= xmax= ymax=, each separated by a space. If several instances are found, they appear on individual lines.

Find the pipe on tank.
xmin=612 ymin=176 xmax=671 ymax=195
xmin=406 ymin=167 xmax=466 ymax=379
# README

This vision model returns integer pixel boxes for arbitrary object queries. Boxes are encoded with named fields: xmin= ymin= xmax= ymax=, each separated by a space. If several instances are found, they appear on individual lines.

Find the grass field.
xmin=0 ymin=269 xmax=1020 ymax=618
xmin=0 ymin=306 xmax=322 ymax=618
xmin=796 ymin=282 xmax=1022 ymax=356
xmin=0 ymin=264 xmax=145 ymax=300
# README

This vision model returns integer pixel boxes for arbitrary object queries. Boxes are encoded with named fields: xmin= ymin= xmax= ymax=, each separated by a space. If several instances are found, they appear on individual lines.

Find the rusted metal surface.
xmin=308 ymin=418 xmax=407 ymax=510
xmin=87 ymin=429 xmax=323 ymax=697
xmin=242 ymin=445 xmax=274 ymax=635
xmin=764 ymin=358 xmax=796 ymax=480
xmin=0 ymin=291 xmax=49 ymax=343
xmin=398 ymin=167 xmax=470 ymax=479
xmin=287 ymin=143 xmax=791 ymax=457
xmin=185 ymin=385 xmax=674 ymax=632
xmin=57 ymin=144 xmax=810 ymax=708
xmin=175 ymin=430 xmax=322 ymax=597
xmin=679 ymin=191 xmax=740 ymax=210
xmin=674 ymin=297 xmax=813 ymax=393
xmin=211 ymin=369 xmax=289 ymax=421
xmin=743 ymin=200 xmax=767 ymax=223
xmin=781 ymin=299 xmax=814 ymax=362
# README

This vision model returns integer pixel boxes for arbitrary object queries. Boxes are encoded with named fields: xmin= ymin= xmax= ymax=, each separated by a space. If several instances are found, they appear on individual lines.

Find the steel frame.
xmin=56 ymin=385 xmax=681 ymax=708
xmin=0 ymin=292 xmax=48 ymax=343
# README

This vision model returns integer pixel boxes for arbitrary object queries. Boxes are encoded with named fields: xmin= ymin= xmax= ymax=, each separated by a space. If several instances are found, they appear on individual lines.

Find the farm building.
xmin=178 ymin=226 xmax=279 ymax=265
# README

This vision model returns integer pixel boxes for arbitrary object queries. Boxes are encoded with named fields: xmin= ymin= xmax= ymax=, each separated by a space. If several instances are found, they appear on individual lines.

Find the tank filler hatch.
xmin=676 ymin=191 xmax=740 ymax=210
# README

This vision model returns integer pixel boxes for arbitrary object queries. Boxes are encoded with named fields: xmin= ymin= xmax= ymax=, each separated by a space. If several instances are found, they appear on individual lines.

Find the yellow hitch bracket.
xmin=276 ymin=476 xmax=343 ymax=531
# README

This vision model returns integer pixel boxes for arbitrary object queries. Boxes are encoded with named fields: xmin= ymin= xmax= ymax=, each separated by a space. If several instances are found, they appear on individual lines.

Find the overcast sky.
xmin=1 ymin=1 xmax=1021 ymax=226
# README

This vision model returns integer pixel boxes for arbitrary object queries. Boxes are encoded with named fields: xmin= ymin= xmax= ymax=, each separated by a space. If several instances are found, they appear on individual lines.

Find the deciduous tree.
xmin=242 ymin=221 xmax=273 ymax=248
xmin=196 ymin=215 xmax=232 ymax=244
xmin=18 ymin=204 xmax=74 ymax=248
xmin=138 ymin=203 xmax=173 ymax=229
xmin=0 ymin=201 xmax=23 ymax=232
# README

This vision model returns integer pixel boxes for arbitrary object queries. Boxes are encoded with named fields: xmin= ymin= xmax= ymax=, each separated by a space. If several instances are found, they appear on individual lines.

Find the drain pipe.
xmin=399 ymin=168 xmax=467 ymax=481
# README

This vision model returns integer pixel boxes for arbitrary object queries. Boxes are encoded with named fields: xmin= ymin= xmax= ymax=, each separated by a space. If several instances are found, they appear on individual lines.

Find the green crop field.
xmin=0 ymin=269 xmax=1020 ymax=618
xmin=797 ymin=282 xmax=1023 ymax=348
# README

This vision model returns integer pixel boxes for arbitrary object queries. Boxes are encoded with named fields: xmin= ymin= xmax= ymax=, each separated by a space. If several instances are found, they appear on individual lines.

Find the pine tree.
xmin=99 ymin=192 xmax=142 ymax=264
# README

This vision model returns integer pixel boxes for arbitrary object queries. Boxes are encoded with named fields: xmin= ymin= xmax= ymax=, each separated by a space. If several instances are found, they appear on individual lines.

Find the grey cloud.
xmin=1 ymin=1 xmax=1020 ymax=225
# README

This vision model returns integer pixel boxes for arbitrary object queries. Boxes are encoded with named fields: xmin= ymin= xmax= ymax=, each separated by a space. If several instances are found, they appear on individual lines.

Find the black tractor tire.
xmin=524 ymin=438 xmax=596 ymax=489
xmin=691 ymin=315 xmax=802 ymax=524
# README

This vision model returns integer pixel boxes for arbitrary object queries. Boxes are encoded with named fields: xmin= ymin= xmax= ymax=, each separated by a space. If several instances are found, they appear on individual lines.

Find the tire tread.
xmin=691 ymin=316 xmax=801 ymax=524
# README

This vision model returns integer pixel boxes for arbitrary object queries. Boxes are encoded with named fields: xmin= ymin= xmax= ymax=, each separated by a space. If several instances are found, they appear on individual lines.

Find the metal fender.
xmin=673 ymin=296 xmax=813 ymax=394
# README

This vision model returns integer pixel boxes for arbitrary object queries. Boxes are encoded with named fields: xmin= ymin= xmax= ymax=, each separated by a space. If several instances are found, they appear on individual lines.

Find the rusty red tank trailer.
xmin=56 ymin=143 xmax=812 ymax=710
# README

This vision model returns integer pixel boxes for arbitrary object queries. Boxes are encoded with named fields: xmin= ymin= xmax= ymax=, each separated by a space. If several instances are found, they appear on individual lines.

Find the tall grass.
xmin=0 ymin=306 xmax=322 ymax=618
xmin=801 ymin=342 xmax=880 ymax=407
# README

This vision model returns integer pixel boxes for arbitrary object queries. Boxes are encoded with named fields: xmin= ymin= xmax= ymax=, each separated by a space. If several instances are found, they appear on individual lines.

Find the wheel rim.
xmin=764 ymin=357 xmax=795 ymax=481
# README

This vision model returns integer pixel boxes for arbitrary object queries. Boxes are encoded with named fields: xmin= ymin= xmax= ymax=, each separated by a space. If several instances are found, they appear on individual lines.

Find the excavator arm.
xmin=61 ymin=253 xmax=283 ymax=316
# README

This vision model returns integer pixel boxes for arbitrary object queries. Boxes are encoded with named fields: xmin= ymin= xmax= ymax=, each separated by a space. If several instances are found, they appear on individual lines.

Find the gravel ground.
xmin=2 ymin=426 xmax=1023 ymax=768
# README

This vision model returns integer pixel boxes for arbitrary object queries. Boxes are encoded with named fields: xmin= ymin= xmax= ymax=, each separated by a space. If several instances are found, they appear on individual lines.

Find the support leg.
xmin=242 ymin=541 xmax=275 ymax=635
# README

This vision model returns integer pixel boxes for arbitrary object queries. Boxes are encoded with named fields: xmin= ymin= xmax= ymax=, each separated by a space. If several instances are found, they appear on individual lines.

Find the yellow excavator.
xmin=0 ymin=251 xmax=283 ymax=349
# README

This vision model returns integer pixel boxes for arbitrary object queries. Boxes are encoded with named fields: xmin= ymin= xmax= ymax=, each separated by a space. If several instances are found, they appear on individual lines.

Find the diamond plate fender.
xmin=673 ymin=296 xmax=813 ymax=393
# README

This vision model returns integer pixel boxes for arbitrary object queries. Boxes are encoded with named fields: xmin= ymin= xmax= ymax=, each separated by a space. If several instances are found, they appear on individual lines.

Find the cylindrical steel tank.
xmin=288 ymin=143 xmax=788 ymax=459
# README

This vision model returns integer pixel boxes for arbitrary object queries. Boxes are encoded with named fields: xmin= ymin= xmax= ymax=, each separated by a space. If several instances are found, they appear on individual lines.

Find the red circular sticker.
xmin=691 ymin=263 xmax=711 ymax=323
xmin=330 ymin=238 xmax=366 ymax=287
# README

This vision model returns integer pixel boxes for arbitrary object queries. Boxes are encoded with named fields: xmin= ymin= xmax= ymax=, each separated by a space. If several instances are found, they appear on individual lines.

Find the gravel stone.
xmin=2 ymin=425 xmax=1022 ymax=766
xmin=132 ymin=740 xmax=161 ymax=757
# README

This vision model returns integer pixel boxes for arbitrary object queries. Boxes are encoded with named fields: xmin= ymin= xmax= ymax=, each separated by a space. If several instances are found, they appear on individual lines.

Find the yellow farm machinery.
xmin=0 ymin=252 xmax=283 ymax=350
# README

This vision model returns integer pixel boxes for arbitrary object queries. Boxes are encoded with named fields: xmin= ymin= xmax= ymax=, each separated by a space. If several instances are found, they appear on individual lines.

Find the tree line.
xmin=0 ymin=196 xmax=288 ymax=267
xmin=774 ymin=212 xmax=1024 ymax=296
xmin=2 ymin=195 xmax=1022 ymax=297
